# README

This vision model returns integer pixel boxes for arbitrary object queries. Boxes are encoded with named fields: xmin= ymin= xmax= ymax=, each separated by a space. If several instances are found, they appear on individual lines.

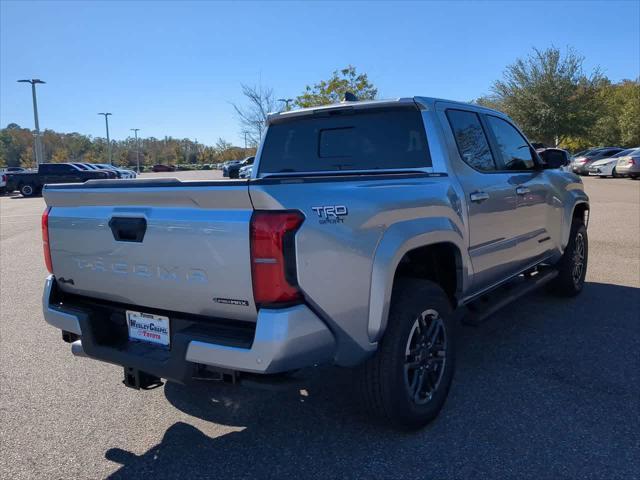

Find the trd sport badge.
xmin=311 ymin=205 xmax=348 ymax=224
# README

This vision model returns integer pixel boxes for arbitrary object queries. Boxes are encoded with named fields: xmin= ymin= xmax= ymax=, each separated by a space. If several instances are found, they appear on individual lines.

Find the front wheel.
xmin=549 ymin=221 xmax=588 ymax=296
xmin=358 ymin=279 xmax=456 ymax=430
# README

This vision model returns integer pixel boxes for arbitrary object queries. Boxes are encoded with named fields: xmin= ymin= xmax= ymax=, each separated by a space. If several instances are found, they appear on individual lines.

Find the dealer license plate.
xmin=126 ymin=310 xmax=170 ymax=347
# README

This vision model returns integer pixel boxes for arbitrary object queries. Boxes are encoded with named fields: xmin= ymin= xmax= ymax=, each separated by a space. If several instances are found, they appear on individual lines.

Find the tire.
xmin=358 ymin=279 xmax=456 ymax=430
xmin=0 ymin=187 xmax=6 ymax=196
xmin=19 ymin=183 xmax=36 ymax=197
xmin=549 ymin=220 xmax=588 ymax=296
xmin=612 ymin=167 xmax=618 ymax=178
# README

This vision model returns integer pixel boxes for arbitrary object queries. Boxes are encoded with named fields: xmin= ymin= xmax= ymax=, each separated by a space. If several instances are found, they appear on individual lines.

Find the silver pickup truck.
xmin=42 ymin=97 xmax=588 ymax=429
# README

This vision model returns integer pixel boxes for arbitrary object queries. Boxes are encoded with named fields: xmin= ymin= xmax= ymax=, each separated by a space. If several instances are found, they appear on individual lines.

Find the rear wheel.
xmin=358 ymin=279 xmax=456 ymax=430
xmin=19 ymin=183 xmax=36 ymax=197
xmin=549 ymin=220 xmax=588 ymax=296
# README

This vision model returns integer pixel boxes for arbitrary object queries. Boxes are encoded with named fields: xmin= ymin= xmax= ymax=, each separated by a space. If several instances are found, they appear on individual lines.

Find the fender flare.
xmin=563 ymin=198 xmax=590 ymax=249
xmin=367 ymin=217 xmax=469 ymax=343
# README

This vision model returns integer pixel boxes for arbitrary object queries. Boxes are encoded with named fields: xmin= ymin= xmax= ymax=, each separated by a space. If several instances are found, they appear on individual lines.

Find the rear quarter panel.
xmin=249 ymin=174 xmax=466 ymax=365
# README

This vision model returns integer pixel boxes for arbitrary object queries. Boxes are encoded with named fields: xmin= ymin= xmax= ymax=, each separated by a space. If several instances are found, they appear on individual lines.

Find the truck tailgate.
xmin=44 ymin=179 xmax=257 ymax=321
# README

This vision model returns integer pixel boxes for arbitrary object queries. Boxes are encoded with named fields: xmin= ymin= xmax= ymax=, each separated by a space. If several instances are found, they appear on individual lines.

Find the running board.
xmin=462 ymin=268 xmax=558 ymax=326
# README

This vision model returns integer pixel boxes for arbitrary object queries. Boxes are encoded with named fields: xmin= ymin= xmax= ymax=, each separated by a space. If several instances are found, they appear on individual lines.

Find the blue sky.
xmin=1 ymin=0 xmax=638 ymax=146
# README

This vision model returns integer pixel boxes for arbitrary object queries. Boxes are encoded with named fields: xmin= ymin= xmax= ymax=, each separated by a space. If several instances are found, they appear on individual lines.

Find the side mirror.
xmin=539 ymin=149 xmax=570 ymax=169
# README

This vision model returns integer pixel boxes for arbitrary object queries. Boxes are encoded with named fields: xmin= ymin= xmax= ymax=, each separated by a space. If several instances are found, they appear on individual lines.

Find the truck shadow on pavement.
xmin=104 ymin=281 xmax=640 ymax=479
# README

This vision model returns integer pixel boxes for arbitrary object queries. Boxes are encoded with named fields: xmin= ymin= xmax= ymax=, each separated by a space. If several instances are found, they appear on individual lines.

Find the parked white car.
xmin=0 ymin=172 xmax=7 ymax=195
xmin=95 ymin=164 xmax=137 ymax=179
xmin=239 ymin=164 xmax=253 ymax=179
xmin=588 ymin=148 xmax=638 ymax=177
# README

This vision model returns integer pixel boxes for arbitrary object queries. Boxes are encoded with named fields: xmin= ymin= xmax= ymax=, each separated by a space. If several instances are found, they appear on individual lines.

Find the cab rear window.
xmin=258 ymin=107 xmax=431 ymax=174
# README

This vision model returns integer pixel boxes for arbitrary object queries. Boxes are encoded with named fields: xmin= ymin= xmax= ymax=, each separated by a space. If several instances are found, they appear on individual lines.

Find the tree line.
xmin=2 ymin=48 xmax=637 ymax=169
xmin=0 ymin=125 xmax=254 ymax=169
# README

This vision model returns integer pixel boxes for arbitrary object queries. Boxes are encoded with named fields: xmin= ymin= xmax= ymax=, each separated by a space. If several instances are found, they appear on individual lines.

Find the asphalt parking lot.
xmin=1 ymin=173 xmax=638 ymax=479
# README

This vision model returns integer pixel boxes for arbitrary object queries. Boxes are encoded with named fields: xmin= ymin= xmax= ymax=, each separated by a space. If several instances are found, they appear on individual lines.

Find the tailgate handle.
xmin=109 ymin=217 xmax=147 ymax=242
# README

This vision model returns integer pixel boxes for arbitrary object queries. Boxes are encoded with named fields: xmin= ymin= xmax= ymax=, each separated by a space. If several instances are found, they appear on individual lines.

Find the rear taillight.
xmin=42 ymin=207 xmax=53 ymax=273
xmin=250 ymin=211 xmax=304 ymax=306
xmin=1 ymin=174 xmax=6 ymax=183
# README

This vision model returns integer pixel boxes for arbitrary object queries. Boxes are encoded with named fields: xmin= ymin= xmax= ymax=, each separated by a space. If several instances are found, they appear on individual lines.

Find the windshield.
xmin=611 ymin=148 xmax=636 ymax=158
xmin=259 ymin=107 xmax=430 ymax=175
xmin=584 ymin=149 xmax=607 ymax=158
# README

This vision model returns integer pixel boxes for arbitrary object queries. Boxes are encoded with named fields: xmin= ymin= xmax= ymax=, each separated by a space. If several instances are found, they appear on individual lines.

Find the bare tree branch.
xmin=231 ymin=83 xmax=278 ymax=147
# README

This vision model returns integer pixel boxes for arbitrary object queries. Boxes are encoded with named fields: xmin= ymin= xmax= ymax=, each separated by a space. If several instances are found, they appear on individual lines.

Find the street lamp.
xmin=98 ymin=113 xmax=112 ymax=164
xmin=131 ymin=128 xmax=140 ymax=173
xmin=17 ymin=79 xmax=46 ymax=165
xmin=278 ymin=98 xmax=294 ymax=111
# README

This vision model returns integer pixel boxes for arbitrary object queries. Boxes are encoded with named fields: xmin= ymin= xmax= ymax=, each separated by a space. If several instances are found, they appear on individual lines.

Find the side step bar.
xmin=463 ymin=268 xmax=558 ymax=326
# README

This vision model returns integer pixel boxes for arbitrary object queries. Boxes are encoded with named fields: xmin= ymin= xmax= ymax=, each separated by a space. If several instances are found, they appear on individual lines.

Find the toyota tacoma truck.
xmin=41 ymin=97 xmax=589 ymax=429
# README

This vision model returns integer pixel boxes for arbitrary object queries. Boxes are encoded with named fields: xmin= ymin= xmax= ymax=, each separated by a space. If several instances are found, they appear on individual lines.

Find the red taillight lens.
xmin=42 ymin=207 xmax=53 ymax=273
xmin=250 ymin=211 xmax=304 ymax=306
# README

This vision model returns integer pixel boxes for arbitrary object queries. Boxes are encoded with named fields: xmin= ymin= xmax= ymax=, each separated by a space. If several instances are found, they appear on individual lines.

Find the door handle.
xmin=469 ymin=191 xmax=490 ymax=203
xmin=516 ymin=186 xmax=530 ymax=195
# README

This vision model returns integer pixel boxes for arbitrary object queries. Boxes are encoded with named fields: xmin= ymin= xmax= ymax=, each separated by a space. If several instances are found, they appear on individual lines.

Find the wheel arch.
xmin=367 ymin=218 xmax=470 ymax=343
xmin=560 ymin=195 xmax=589 ymax=251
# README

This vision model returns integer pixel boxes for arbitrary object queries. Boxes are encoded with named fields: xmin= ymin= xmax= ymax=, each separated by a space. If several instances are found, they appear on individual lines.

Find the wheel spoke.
xmin=412 ymin=370 xmax=425 ymax=400
xmin=423 ymin=318 xmax=439 ymax=346
xmin=404 ymin=358 xmax=421 ymax=369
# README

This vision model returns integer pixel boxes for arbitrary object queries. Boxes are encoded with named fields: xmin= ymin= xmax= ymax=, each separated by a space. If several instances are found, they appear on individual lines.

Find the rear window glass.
xmin=258 ymin=107 xmax=431 ymax=174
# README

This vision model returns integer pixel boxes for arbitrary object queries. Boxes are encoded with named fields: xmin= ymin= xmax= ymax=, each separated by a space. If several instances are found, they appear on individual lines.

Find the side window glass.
xmin=486 ymin=116 xmax=536 ymax=171
xmin=446 ymin=110 xmax=496 ymax=171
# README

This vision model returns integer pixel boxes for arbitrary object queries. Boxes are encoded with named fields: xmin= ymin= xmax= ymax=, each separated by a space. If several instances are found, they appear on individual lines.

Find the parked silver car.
xmin=614 ymin=148 xmax=640 ymax=179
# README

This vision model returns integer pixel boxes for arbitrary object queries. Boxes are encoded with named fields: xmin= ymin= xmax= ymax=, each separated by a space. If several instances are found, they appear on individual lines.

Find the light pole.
xmin=131 ymin=128 xmax=140 ymax=173
xmin=278 ymin=98 xmax=294 ymax=111
xmin=98 ymin=113 xmax=112 ymax=164
xmin=17 ymin=79 xmax=46 ymax=165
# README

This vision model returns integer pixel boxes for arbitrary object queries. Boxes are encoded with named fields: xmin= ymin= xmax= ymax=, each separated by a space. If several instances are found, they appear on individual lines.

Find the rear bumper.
xmin=43 ymin=275 xmax=336 ymax=382
xmin=616 ymin=164 xmax=640 ymax=175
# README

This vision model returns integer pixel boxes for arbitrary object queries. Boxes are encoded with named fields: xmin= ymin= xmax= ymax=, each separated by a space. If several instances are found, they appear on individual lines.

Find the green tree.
xmin=295 ymin=65 xmax=378 ymax=108
xmin=478 ymin=47 xmax=605 ymax=146
xmin=617 ymin=80 xmax=640 ymax=146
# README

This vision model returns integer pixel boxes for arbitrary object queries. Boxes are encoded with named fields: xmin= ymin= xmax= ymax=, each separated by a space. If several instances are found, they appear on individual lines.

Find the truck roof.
xmin=267 ymin=96 xmax=508 ymax=124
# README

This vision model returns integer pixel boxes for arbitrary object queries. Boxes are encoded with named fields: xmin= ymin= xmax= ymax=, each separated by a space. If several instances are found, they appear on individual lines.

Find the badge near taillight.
xmin=41 ymin=207 xmax=53 ymax=273
xmin=250 ymin=211 xmax=304 ymax=306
